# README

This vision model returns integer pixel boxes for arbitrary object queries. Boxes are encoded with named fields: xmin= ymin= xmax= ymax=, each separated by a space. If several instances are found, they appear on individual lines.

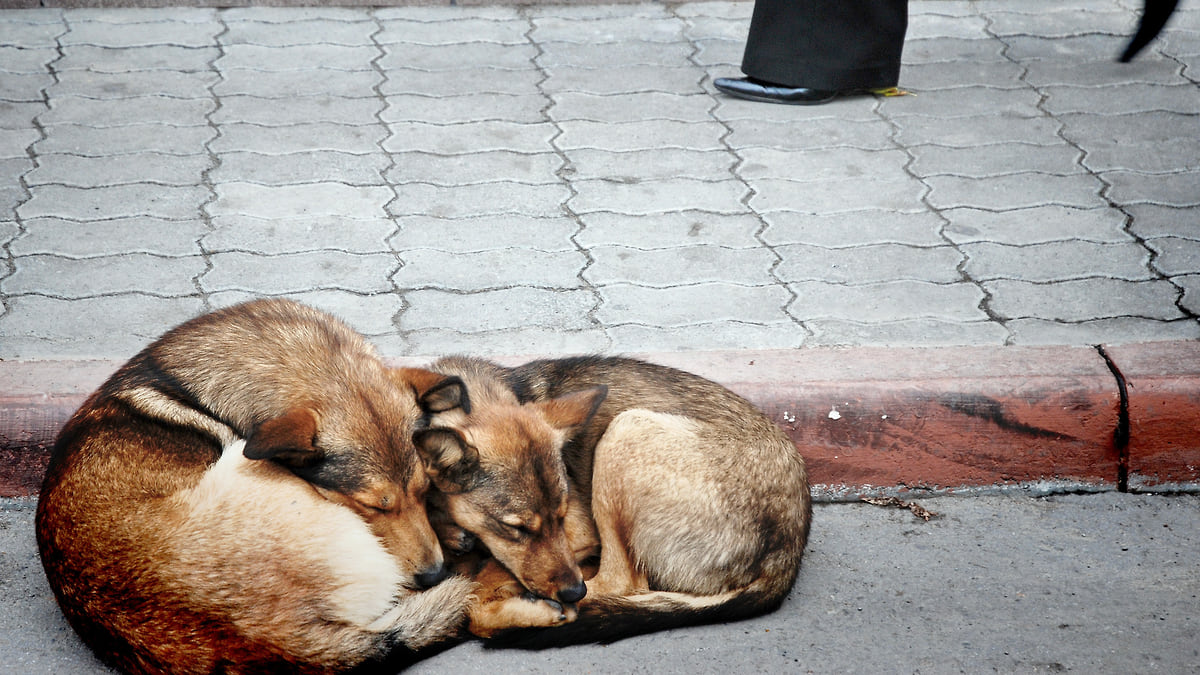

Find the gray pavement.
xmin=0 ymin=0 xmax=1198 ymax=361
xmin=3 ymin=2 xmax=1200 ymax=673
xmin=4 ymin=493 xmax=1200 ymax=673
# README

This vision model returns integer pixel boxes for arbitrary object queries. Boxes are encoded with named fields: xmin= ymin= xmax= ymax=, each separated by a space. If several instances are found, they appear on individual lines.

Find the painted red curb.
xmin=1102 ymin=341 xmax=1200 ymax=490
xmin=2 ymin=343 xmax=1196 ymax=499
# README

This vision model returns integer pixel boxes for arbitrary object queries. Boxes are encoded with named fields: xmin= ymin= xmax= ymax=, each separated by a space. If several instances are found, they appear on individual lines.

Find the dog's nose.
xmin=413 ymin=564 xmax=449 ymax=589
xmin=556 ymin=580 xmax=587 ymax=604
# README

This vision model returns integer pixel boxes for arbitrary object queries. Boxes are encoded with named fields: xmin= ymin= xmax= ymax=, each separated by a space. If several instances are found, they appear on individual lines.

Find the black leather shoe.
xmin=713 ymin=77 xmax=841 ymax=105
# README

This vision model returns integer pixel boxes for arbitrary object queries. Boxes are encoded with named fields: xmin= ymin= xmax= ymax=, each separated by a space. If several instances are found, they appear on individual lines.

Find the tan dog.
xmin=415 ymin=355 xmax=811 ymax=644
xmin=36 ymin=299 xmax=476 ymax=675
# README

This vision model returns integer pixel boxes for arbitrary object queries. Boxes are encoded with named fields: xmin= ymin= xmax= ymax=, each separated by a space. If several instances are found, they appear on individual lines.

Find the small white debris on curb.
xmin=828 ymin=407 xmax=842 ymax=420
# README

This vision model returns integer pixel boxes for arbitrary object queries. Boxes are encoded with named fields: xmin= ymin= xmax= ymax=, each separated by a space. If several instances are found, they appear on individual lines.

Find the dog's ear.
xmin=537 ymin=385 xmax=608 ymax=431
xmin=394 ymin=368 xmax=471 ymax=415
xmin=243 ymin=407 xmax=324 ymax=468
xmin=413 ymin=428 xmax=478 ymax=493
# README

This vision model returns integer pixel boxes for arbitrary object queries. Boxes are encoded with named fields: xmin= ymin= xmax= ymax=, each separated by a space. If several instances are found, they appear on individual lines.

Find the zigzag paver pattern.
xmin=1 ymin=0 xmax=1198 ymax=359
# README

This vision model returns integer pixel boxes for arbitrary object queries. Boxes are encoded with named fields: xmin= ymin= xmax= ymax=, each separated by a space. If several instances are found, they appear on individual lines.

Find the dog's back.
xmin=36 ymin=300 xmax=474 ymax=674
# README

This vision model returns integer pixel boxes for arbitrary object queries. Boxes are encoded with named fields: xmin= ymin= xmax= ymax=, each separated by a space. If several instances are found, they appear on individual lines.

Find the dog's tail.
xmin=485 ymin=577 xmax=789 ymax=650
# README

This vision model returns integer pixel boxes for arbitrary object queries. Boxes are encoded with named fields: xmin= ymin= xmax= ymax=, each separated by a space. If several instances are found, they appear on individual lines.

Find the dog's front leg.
xmin=466 ymin=558 xmax=578 ymax=638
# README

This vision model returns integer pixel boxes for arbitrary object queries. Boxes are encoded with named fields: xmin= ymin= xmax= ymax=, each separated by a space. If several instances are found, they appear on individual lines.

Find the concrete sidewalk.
xmin=5 ymin=492 xmax=1200 ymax=673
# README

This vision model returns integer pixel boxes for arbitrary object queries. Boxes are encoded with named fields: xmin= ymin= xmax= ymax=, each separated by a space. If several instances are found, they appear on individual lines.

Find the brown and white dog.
xmin=415 ymin=355 xmax=811 ymax=645
xmin=36 ymin=299 xmax=475 ymax=674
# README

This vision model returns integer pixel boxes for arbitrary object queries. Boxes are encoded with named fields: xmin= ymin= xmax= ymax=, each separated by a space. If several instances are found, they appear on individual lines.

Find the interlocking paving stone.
xmin=898 ymin=61 xmax=1028 ymax=91
xmin=880 ymin=86 xmax=1044 ymax=119
xmin=26 ymin=153 xmax=212 ymax=187
xmin=0 ymin=73 xmax=55 ymax=101
xmin=1023 ymin=59 xmax=1185 ymax=88
xmin=776 ymin=243 xmax=965 ymax=284
xmin=570 ymin=177 xmax=748 ymax=215
xmin=211 ymin=151 xmax=390 ymax=187
xmin=1125 ymin=204 xmax=1200 ymax=239
xmin=532 ymin=16 xmax=684 ymax=44
xmin=55 ymin=45 xmax=219 ymax=72
xmin=541 ymin=65 xmax=704 ymax=96
xmin=399 ymin=287 xmax=598 ymax=332
xmin=36 ymin=124 xmax=215 ymax=156
xmin=52 ymin=71 xmax=219 ymax=100
xmin=925 ymin=173 xmax=1107 ymax=210
xmin=383 ymin=121 xmax=556 ymax=154
xmin=596 ymin=282 xmax=793 ymax=326
xmin=575 ymin=211 xmax=763 ymax=248
xmin=379 ymin=43 xmax=539 ymax=71
xmin=892 ymin=114 xmax=1064 ymax=148
xmin=738 ymin=147 xmax=911 ymax=182
xmin=209 ymin=288 xmax=402 ymax=336
xmin=209 ymin=182 xmax=393 ymax=220
xmin=1001 ymin=34 xmax=1130 ymax=62
xmin=902 ymin=37 xmax=1008 ymax=64
xmin=0 ymin=128 xmax=42 ymax=158
xmin=606 ymin=321 xmax=805 ymax=352
xmin=985 ymin=278 xmax=1186 ymax=321
xmin=378 ymin=69 xmax=541 ymax=97
xmin=393 ymin=248 xmax=585 ymax=291
xmin=0 ymin=45 xmax=59 ymax=72
xmin=1147 ymin=237 xmax=1200 ymax=276
xmin=211 ymin=95 xmax=383 ymax=126
xmin=382 ymin=94 xmax=547 ymax=124
xmin=11 ymin=217 xmax=206 ymax=257
xmin=390 ymin=214 xmax=579 ymax=252
xmin=375 ymin=19 xmax=530 ymax=46
xmin=214 ymin=70 xmax=382 ymax=98
xmin=566 ymin=148 xmax=733 ymax=181
xmin=904 ymin=13 xmax=990 ymax=40
xmin=386 ymin=150 xmax=562 ymax=186
xmin=39 ymin=97 xmax=215 ymax=127
xmin=537 ymin=41 xmax=695 ymax=68
xmin=209 ymin=123 xmax=387 ymax=155
xmin=549 ymin=92 xmax=713 ymax=123
xmin=749 ymin=177 xmax=928 ymax=214
xmin=1041 ymin=84 xmax=1200 ymax=115
xmin=218 ymin=44 xmax=377 ymax=71
xmin=584 ymin=244 xmax=778 ymax=287
xmin=908 ymin=144 xmax=1085 ymax=178
xmin=941 ymin=206 xmax=1132 ymax=245
xmin=0 ymin=102 xmax=46 ymax=130
xmin=0 ymin=294 xmax=205 ymax=359
xmin=983 ymin=9 xmax=1135 ymax=38
xmin=20 ymin=184 xmax=209 ymax=220
xmin=58 ymin=20 xmax=220 ymax=48
xmin=725 ymin=119 xmax=895 ymax=151
xmin=221 ymin=19 xmax=377 ymax=48
xmin=401 ymin=327 xmax=609 ymax=358
xmin=761 ymin=211 xmax=947 ymax=248
xmin=788 ymin=280 xmax=989 ymax=321
xmin=962 ymin=241 xmax=1154 ymax=282
xmin=3 ymin=253 xmax=206 ymax=298
xmin=804 ymin=318 xmax=1010 ymax=347
xmin=1082 ymin=139 xmax=1200 ymax=174
xmin=203 ymin=215 xmax=394 ymax=255
xmin=556 ymin=119 xmax=726 ymax=152
xmin=1005 ymin=316 xmax=1200 ymax=344
xmin=203 ymin=250 xmax=397 ymax=294
xmin=1103 ymin=171 xmax=1200 ymax=207
xmin=388 ymin=182 xmax=572 ymax=219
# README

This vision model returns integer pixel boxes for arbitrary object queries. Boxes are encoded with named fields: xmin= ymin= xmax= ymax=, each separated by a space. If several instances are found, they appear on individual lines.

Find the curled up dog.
xmin=36 ymin=299 xmax=476 ymax=674
xmin=415 ymin=355 xmax=812 ymax=645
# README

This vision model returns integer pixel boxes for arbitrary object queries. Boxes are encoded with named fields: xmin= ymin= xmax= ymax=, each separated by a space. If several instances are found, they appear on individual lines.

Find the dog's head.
xmin=241 ymin=367 xmax=469 ymax=590
xmin=413 ymin=385 xmax=606 ymax=605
